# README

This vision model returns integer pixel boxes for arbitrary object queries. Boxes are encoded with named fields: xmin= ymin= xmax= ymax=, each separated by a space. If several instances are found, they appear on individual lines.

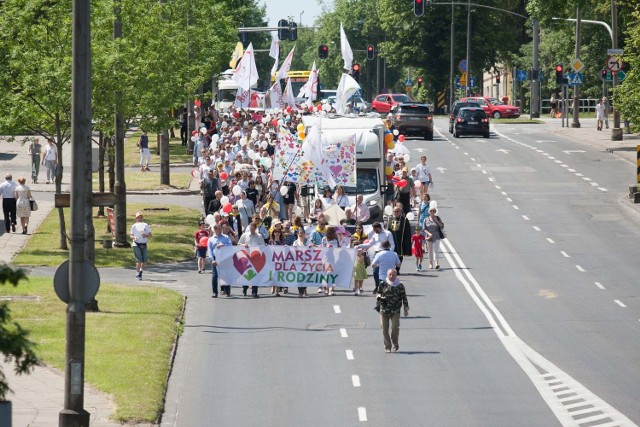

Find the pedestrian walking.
xmin=370 ymin=240 xmax=401 ymax=295
xmin=14 ymin=177 xmax=32 ymax=234
xmin=138 ymin=130 xmax=151 ymax=171
xmin=292 ymin=228 xmax=310 ymax=297
xmin=549 ymin=92 xmax=558 ymax=118
xmin=411 ymin=226 xmax=425 ymax=271
xmin=130 ymin=212 xmax=152 ymax=280
xmin=415 ymin=156 xmax=433 ymax=197
xmin=41 ymin=139 xmax=58 ymax=184
xmin=603 ymin=97 xmax=610 ymax=129
xmin=353 ymin=249 xmax=367 ymax=295
xmin=418 ymin=193 xmax=431 ymax=228
xmin=207 ymin=223 xmax=233 ymax=298
xmin=388 ymin=204 xmax=412 ymax=273
xmin=180 ymin=107 xmax=188 ymax=146
xmin=321 ymin=226 xmax=340 ymax=295
xmin=28 ymin=138 xmax=42 ymax=184
xmin=396 ymin=167 xmax=415 ymax=213
xmin=0 ymin=173 xmax=18 ymax=233
xmin=194 ymin=221 xmax=210 ymax=274
xmin=596 ymin=98 xmax=605 ymax=131
xmin=423 ymin=205 xmax=445 ymax=270
xmin=375 ymin=268 xmax=409 ymax=353
xmin=238 ymin=222 xmax=264 ymax=297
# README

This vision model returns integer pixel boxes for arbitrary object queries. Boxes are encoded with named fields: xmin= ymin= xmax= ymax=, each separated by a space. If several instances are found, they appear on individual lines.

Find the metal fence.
xmin=513 ymin=98 xmax=601 ymax=115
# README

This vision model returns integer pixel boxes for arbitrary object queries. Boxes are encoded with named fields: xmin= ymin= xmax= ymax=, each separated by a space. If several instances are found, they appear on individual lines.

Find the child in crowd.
xmin=412 ymin=225 xmax=425 ymax=271
xmin=352 ymin=249 xmax=367 ymax=295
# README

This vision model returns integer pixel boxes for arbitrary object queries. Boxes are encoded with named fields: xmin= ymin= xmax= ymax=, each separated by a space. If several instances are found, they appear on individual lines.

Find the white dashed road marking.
xmin=561 ymin=251 xmax=570 ymax=258
xmin=340 ymin=328 xmax=348 ymax=338
xmin=614 ymin=300 xmax=627 ymax=308
xmin=346 ymin=350 xmax=354 ymax=360
xmin=358 ymin=407 xmax=368 ymax=422
xmin=595 ymin=282 xmax=606 ymax=290
xmin=546 ymin=238 xmax=555 ymax=244
xmin=333 ymin=305 xmax=341 ymax=314
xmin=522 ymin=215 xmax=530 ymax=221
xmin=352 ymin=375 xmax=361 ymax=387
xmin=576 ymin=265 xmax=586 ymax=272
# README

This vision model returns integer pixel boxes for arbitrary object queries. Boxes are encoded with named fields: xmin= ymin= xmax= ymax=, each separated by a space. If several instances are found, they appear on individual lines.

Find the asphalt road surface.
xmin=159 ymin=119 xmax=640 ymax=426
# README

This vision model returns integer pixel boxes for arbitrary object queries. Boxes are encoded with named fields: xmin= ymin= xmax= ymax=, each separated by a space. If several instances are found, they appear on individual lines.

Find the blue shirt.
xmin=371 ymin=250 xmax=401 ymax=275
xmin=206 ymin=233 xmax=233 ymax=261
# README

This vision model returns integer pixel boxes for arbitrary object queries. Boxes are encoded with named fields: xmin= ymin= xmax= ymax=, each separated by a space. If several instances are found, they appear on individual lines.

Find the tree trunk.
xmin=97 ymin=132 xmax=106 ymax=217
xmin=160 ymin=130 xmax=170 ymax=185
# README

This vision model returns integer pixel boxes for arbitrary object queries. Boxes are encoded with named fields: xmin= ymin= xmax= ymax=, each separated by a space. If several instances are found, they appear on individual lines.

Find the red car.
xmin=371 ymin=93 xmax=414 ymax=114
xmin=459 ymin=96 xmax=520 ymax=119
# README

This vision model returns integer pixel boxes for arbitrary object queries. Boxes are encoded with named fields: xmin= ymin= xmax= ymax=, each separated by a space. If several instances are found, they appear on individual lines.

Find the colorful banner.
xmin=216 ymin=246 xmax=356 ymax=288
xmin=273 ymin=130 xmax=305 ymax=183
xmin=317 ymin=134 xmax=356 ymax=187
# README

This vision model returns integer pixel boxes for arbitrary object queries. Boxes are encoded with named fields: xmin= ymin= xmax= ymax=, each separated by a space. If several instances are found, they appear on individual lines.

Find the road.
xmin=159 ymin=119 xmax=640 ymax=426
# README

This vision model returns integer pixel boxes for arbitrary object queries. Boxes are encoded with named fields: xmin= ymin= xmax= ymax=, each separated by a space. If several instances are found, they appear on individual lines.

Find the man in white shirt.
xmin=0 ymin=173 xmax=18 ymax=233
xmin=41 ymin=139 xmax=58 ymax=184
xmin=415 ymin=156 xmax=433 ymax=197
xmin=238 ymin=222 xmax=264 ymax=297
xmin=130 ymin=212 xmax=152 ymax=280
xmin=356 ymin=222 xmax=395 ymax=293
xmin=349 ymin=195 xmax=370 ymax=223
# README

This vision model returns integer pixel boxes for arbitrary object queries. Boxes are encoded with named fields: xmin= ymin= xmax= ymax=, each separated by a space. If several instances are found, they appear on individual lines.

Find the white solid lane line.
xmin=340 ymin=328 xmax=348 ymax=338
xmin=346 ymin=350 xmax=354 ymax=360
xmin=333 ymin=305 xmax=341 ymax=314
xmin=614 ymin=300 xmax=627 ymax=308
xmin=358 ymin=407 xmax=367 ymax=422
xmin=352 ymin=375 xmax=361 ymax=387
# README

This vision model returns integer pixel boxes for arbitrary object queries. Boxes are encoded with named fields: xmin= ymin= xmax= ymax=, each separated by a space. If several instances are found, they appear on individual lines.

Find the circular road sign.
xmin=606 ymin=55 xmax=622 ymax=72
xmin=53 ymin=260 xmax=100 ymax=304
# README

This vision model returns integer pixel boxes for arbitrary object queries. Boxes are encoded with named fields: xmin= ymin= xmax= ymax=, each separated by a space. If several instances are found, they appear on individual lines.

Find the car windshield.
xmin=342 ymin=169 xmax=378 ymax=195
xmin=391 ymin=95 xmax=413 ymax=103
xmin=400 ymin=105 xmax=430 ymax=114
xmin=453 ymin=102 xmax=479 ymax=114
xmin=460 ymin=109 xmax=487 ymax=120
xmin=487 ymin=98 xmax=504 ymax=106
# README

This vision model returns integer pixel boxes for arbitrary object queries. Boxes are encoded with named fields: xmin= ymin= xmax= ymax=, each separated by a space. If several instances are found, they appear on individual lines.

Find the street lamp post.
xmin=611 ymin=0 xmax=622 ymax=140
xmin=571 ymin=7 xmax=581 ymax=128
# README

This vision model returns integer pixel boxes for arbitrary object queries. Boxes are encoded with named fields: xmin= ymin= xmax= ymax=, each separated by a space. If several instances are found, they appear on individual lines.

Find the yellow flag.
xmin=229 ymin=42 xmax=244 ymax=69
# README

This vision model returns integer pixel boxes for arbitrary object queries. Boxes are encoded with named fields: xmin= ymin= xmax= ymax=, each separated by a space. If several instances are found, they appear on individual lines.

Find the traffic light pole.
xmin=571 ymin=7 xmax=581 ymax=128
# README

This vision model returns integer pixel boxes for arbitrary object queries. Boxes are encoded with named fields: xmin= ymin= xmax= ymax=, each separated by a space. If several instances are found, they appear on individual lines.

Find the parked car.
xmin=392 ymin=103 xmax=434 ymax=140
xmin=371 ymin=93 xmax=414 ymax=114
xmin=452 ymin=107 xmax=490 ymax=138
xmin=449 ymin=100 xmax=482 ymax=133
xmin=459 ymin=96 xmax=520 ymax=119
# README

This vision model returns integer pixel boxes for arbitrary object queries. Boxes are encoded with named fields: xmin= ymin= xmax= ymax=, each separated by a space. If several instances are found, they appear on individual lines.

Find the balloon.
xmin=260 ymin=141 xmax=268 ymax=149
xmin=191 ymin=136 xmax=197 ymax=142
xmin=316 ymin=103 xmax=322 ymax=111
xmin=194 ymin=99 xmax=202 ymax=107
xmin=384 ymin=205 xmax=393 ymax=216
xmin=223 ymin=203 xmax=233 ymax=214
xmin=232 ymin=185 xmax=242 ymax=196
xmin=298 ymin=132 xmax=306 ymax=140
xmin=309 ymin=105 xmax=315 ymax=112
xmin=252 ymin=129 xmax=259 ymax=138
xmin=220 ymin=196 xmax=229 ymax=205
xmin=247 ymin=150 xmax=257 ymax=160
xmin=219 ymin=172 xmax=228 ymax=180
xmin=205 ymin=214 xmax=215 ymax=225
xmin=403 ymin=154 xmax=410 ymax=163
xmin=192 ymin=130 xmax=198 ymax=136
xmin=272 ymin=119 xmax=279 ymax=127
xmin=262 ymin=117 xmax=268 ymax=124
xmin=393 ymin=129 xmax=399 ymax=136
xmin=233 ymin=111 xmax=240 ymax=119
xmin=385 ymin=166 xmax=393 ymax=175
xmin=297 ymin=123 xmax=305 ymax=133
xmin=239 ymin=137 xmax=247 ymax=146
xmin=397 ymin=179 xmax=408 ymax=188
xmin=264 ymin=158 xmax=272 ymax=168
xmin=211 ymin=134 xmax=219 ymax=143
xmin=280 ymin=185 xmax=288 ymax=196
xmin=406 ymin=212 xmax=415 ymax=221
xmin=384 ymin=133 xmax=393 ymax=145
xmin=286 ymin=106 xmax=292 ymax=114
xmin=398 ymin=135 xmax=406 ymax=142
xmin=191 ymin=168 xmax=199 ymax=178
xmin=387 ymin=141 xmax=395 ymax=150
xmin=200 ymin=127 xmax=207 ymax=134
xmin=199 ymin=236 xmax=209 ymax=247
xmin=294 ymin=206 xmax=303 ymax=216
xmin=415 ymin=180 xmax=422 ymax=187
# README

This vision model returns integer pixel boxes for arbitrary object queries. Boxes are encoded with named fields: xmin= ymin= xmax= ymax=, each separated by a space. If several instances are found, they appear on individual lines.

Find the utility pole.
xmin=450 ymin=3 xmax=455 ymax=108
xmin=611 ymin=0 xmax=622 ymax=140
xmin=59 ymin=0 xmax=92 ymax=425
xmin=465 ymin=0 xmax=471 ymax=96
xmin=571 ymin=7 xmax=581 ymax=128
xmin=530 ymin=19 xmax=540 ymax=118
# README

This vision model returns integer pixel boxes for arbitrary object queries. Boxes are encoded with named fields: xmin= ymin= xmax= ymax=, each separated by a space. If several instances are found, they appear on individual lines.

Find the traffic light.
xmin=288 ymin=21 xmax=297 ymax=41
xmin=239 ymin=23 xmax=247 ymax=44
xmin=318 ymin=44 xmax=328 ymax=59
xmin=414 ymin=0 xmax=424 ymax=17
xmin=496 ymin=74 xmax=500 ymax=84
xmin=555 ymin=64 xmax=564 ymax=85
xmin=278 ymin=19 xmax=289 ymax=41
xmin=352 ymin=63 xmax=360 ymax=82
xmin=417 ymin=76 xmax=423 ymax=88
xmin=600 ymin=68 xmax=607 ymax=81
xmin=367 ymin=44 xmax=375 ymax=61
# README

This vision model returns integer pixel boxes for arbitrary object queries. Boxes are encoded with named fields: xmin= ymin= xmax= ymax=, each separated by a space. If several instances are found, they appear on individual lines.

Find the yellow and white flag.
xmin=229 ymin=42 xmax=244 ymax=69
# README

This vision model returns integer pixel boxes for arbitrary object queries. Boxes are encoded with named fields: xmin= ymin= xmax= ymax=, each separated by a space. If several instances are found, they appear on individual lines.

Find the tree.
xmin=0 ymin=265 xmax=40 ymax=401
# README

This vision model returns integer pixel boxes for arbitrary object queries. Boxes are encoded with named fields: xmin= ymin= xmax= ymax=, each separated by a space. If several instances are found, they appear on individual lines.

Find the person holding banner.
xmin=238 ymin=222 xmax=264 ymax=298
xmin=207 ymin=223 xmax=233 ymax=298
xmin=321 ymin=226 xmax=341 ymax=295
xmin=292 ymin=228 xmax=310 ymax=297
xmin=376 ymin=268 xmax=409 ymax=353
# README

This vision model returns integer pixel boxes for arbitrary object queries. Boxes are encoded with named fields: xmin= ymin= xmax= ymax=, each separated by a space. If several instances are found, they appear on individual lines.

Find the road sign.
xmin=53 ymin=260 xmax=100 ymax=304
xmin=539 ymin=71 xmax=544 ymax=82
xmin=618 ymin=70 xmax=626 ymax=82
xmin=571 ymin=58 xmax=584 ymax=72
xmin=460 ymin=72 xmax=467 ymax=86
xmin=607 ymin=48 xmax=624 ymax=55
xmin=455 ymin=76 xmax=461 ymax=88
xmin=606 ymin=55 xmax=623 ymax=71
xmin=516 ymin=70 xmax=527 ymax=81
xmin=459 ymin=59 xmax=468 ymax=72
xmin=567 ymin=72 xmax=583 ymax=86
xmin=602 ymin=68 xmax=613 ymax=82
xmin=405 ymin=79 xmax=413 ymax=86
xmin=469 ymin=77 xmax=476 ymax=87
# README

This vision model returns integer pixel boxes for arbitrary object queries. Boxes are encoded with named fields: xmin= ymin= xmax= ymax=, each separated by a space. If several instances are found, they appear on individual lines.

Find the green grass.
xmin=492 ymin=117 xmax=543 ymax=124
xmin=0 ymin=276 xmax=184 ymax=423
xmin=13 ymin=203 xmax=201 ymax=267
xmin=126 ymin=130 xmax=193 ymax=167
xmin=92 ymin=171 xmax=192 ymax=191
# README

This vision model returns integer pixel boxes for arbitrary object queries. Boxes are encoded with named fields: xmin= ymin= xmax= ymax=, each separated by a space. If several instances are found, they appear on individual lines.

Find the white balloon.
xmin=264 ymin=158 xmax=273 ymax=168
xmin=251 ymin=130 xmax=259 ymax=138
xmin=294 ymin=206 xmax=303 ymax=216
xmin=239 ymin=137 xmax=247 ymax=146
xmin=232 ymin=185 xmax=242 ymax=196
xmin=205 ymin=214 xmax=215 ymax=225
xmin=384 ymin=205 xmax=393 ymax=216
xmin=403 ymin=154 xmax=410 ymax=163
xmin=247 ymin=150 xmax=257 ymax=160
xmin=393 ymin=129 xmax=399 ymax=136
xmin=191 ymin=136 xmax=197 ymax=142
xmin=406 ymin=212 xmax=415 ymax=221
xmin=414 ymin=180 xmax=422 ymax=187
xmin=280 ymin=185 xmax=288 ymax=196
xmin=220 ymin=196 xmax=229 ymax=205
xmin=261 ymin=117 xmax=268 ymax=124
xmin=260 ymin=141 xmax=268 ymax=149
xmin=200 ymin=127 xmax=207 ymax=134
xmin=211 ymin=134 xmax=219 ymax=143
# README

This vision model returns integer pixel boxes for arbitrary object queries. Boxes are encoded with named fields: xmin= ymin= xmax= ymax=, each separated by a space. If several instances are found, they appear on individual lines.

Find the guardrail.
xmin=512 ymin=98 xmax=602 ymax=115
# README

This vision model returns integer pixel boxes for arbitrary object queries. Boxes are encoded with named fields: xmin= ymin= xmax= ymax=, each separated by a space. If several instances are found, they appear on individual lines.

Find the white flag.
xmin=234 ymin=87 xmax=250 ymax=109
xmin=268 ymin=81 xmax=285 ymax=109
xmin=232 ymin=42 xmax=258 ymax=91
xmin=340 ymin=23 xmax=353 ymax=71
xmin=283 ymin=78 xmax=299 ymax=111
xmin=335 ymin=73 xmax=361 ymax=115
xmin=275 ymin=45 xmax=295 ymax=81
xmin=269 ymin=35 xmax=280 ymax=77
xmin=297 ymin=61 xmax=318 ymax=101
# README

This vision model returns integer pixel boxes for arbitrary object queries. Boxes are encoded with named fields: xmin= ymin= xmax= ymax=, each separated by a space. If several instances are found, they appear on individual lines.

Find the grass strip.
xmin=13 ymin=203 xmax=200 ymax=267
xmin=92 ymin=171 xmax=192 ymax=191
xmin=0 ymin=277 xmax=184 ymax=423
xmin=126 ymin=130 xmax=193 ymax=167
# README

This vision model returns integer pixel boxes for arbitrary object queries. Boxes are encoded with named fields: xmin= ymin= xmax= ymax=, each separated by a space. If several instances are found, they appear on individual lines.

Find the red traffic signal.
xmin=318 ymin=45 xmax=328 ymax=59
xmin=417 ymin=76 xmax=423 ymax=87
xmin=555 ymin=63 xmax=564 ymax=84
xmin=414 ymin=0 xmax=424 ymax=17
xmin=496 ymin=73 xmax=500 ymax=84
xmin=352 ymin=63 xmax=360 ymax=81
xmin=367 ymin=44 xmax=375 ymax=60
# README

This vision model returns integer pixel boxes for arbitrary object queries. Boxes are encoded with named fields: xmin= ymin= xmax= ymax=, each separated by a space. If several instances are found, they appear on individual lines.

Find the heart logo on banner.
xmin=330 ymin=165 xmax=343 ymax=176
xmin=232 ymin=250 xmax=266 ymax=276
xmin=248 ymin=250 xmax=266 ymax=273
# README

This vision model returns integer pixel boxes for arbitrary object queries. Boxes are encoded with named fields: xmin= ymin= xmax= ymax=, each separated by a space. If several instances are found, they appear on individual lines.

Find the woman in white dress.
xmin=14 ymin=177 xmax=32 ymax=234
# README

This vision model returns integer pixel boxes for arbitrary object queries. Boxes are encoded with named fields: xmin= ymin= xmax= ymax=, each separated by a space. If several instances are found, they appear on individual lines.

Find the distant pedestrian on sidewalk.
xmin=138 ymin=130 xmax=151 ymax=171
xmin=375 ymin=268 xmax=409 ymax=353
xmin=0 ymin=173 xmax=18 ymax=233
xmin=130 ymin=212 xmax=152 ymax=280
xmin=596 ymin=98 xmax=606 ymax=131
xmin=14 ymin=177 xmax=33 ymax=234
xmin=549 ymin=92 xmax=558 ymax=118
xmin=41 ymin=139 xmax=57 ymax=184
xmin=28 ymin=138 xmax=42 ymax=184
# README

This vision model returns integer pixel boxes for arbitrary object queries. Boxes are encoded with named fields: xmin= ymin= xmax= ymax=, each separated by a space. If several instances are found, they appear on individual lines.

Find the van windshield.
xmin=342 ymin=168 xmax=378 ymax=195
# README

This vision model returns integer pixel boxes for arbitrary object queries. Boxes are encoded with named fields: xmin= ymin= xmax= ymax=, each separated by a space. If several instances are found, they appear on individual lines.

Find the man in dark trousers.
xmin=180 ymin=107 xmax=188 ymax=146
xmin=202 ymin=170 xmax=219 ymax=216
xmin=387 ymin=204 xmax=412 ymax=274
xmin=0 ymin=173 xmax=18 ymax=233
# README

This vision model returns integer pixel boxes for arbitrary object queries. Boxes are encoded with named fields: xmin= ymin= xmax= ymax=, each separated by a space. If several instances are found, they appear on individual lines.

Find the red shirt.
xmin=195 ymin=230 xmax=210 ymax=248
